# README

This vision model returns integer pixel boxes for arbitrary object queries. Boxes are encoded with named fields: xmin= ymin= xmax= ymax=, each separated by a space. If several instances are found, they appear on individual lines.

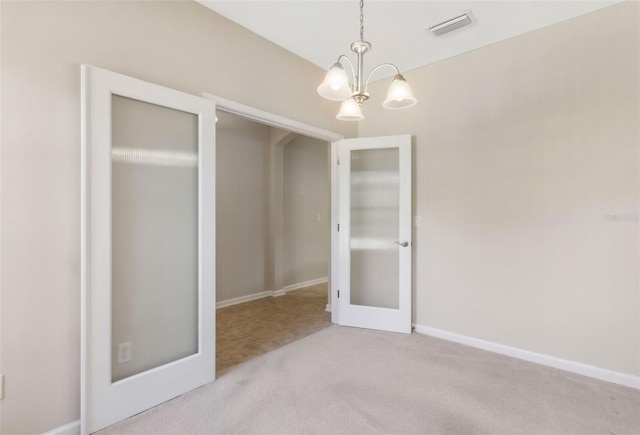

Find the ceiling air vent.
xmin=429 ymin=12 xmax=474 ymax=37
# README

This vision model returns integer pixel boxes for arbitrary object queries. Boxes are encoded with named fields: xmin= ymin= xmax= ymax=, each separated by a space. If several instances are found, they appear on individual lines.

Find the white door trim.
xmin=202 ymin=94 xmax=343 ymax=142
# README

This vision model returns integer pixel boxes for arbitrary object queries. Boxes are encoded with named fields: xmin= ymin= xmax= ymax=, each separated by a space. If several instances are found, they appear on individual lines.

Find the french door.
xmin=81 ymin=66 xmax=216 ymax=433
xmin=337 ymin=135 xmax=412 ymax=334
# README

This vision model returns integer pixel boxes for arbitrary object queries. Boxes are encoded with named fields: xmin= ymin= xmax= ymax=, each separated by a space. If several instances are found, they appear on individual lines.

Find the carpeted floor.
xmin=216 ymin=283 xmax=332 ymax=374
xmin=99 ymin=325 xmax=640 ymax=434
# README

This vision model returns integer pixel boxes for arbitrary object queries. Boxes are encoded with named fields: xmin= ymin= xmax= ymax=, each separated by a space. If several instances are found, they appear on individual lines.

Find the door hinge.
xmin=337 ymin=290 xmax=340 ymax=298
xmin=337 ymin=223 xmax=340 ymax=232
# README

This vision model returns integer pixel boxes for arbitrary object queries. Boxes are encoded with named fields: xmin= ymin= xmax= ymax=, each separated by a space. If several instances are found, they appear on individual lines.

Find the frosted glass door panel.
xmin=350 ymin=148 xmax=399 ymax=309
xmin=111 ymin=95 xmax=198 ymax=382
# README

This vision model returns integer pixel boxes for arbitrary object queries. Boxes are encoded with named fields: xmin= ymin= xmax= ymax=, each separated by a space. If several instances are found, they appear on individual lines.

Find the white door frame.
xmin=202 ymin=94 xmax=343 ymax=323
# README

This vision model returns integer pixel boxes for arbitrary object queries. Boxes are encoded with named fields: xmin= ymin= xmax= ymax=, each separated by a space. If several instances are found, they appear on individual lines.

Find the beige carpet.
xmin=99 ymin=325 xmax=640 ymax=434
xmin=216 ymin=283 xmax=332 ymax=374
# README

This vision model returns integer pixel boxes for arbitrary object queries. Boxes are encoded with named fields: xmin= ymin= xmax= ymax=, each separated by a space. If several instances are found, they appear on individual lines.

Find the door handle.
xmin=394 ymin=241 xmax=409 ymax=247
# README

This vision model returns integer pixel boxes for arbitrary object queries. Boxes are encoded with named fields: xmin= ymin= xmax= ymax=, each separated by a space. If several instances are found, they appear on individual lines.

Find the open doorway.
xmin=214 ymin=110 xmax=333 ymax=374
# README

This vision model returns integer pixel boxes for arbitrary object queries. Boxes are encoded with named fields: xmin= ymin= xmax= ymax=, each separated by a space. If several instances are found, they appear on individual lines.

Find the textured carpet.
xmin=216 ymin=283 xmax=331 ymax=374
xmin=99 ymin=325 xmax=640 ymax=434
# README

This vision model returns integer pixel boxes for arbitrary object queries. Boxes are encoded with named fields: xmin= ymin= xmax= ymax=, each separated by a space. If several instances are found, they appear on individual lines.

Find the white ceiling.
xmin=197 ymin=0 xmax=621 ymax=81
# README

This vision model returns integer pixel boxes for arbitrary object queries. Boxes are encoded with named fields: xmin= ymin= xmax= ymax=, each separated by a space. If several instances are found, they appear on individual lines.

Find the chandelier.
xmin=317 ymin=0 xmax=417 ymax=121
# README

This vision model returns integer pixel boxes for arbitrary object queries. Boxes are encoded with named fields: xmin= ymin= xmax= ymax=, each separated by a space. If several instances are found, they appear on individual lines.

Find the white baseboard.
xmin=282 ymin=276 xmax=328 ymax=292
xmin=413 ymin=324 xmax=640 ymax=390
xmin=325 ymin=304 xmax=332 ymax=313
xmin=216 ymin=290 xmax=273 ymax=309
xmin=42 ymin=420 xmax=80 ymax=435
xmin=216 ymin=277 xmax=328 ymax=309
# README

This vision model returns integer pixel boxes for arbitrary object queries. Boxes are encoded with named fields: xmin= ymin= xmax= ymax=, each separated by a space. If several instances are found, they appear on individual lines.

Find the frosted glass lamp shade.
xmin=383 ymin=74 xmax=417 ymax=109
xmin=317 ymin=63 xmax=352 ymax=101
xmin=336 ymin=98 xmax=364 ymax=121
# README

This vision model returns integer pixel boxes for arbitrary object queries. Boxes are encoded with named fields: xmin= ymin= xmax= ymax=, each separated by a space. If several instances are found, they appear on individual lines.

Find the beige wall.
xmin=216 ymin=113 xmax=270 ymax=302
xmin=283 ymin=136 xmax=330 ymax=286
xmin=0 ymin=1 xmax=354 ymax=433
xmin=360 ymin=2 xmax=639 ymax=377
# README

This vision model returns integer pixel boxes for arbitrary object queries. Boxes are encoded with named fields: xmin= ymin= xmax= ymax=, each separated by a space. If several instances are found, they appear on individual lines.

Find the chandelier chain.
xmin=359 ymin=0 xmax=364 ymax=41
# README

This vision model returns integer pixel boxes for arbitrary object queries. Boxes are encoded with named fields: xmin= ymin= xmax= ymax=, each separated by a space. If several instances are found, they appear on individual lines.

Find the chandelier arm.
xmin=363 ymin=63 xmax=401 ymax=93
xmin=337 ymin=55 xmax=357 ymax=87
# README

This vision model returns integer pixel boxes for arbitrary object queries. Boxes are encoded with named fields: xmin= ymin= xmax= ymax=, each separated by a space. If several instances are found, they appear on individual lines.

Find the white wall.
xmin=360 ymin=2 xmax=639 ymax=377
xmin=0 ymin=1 xmax=355 ymax=433
xmin=283 ymin=136 xmax=330 ymax=286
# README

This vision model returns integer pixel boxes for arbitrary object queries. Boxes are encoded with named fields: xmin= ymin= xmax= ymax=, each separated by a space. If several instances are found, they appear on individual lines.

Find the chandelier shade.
xmin=317 ymin=63 xmax=352 ymax=101
xmin=317 ymin=0 xmax=416 ymax=121
xmin=383 ymin=75 xmax=417 ymax=109
xmin=336 ymin=98 xmax=364 ymax=121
